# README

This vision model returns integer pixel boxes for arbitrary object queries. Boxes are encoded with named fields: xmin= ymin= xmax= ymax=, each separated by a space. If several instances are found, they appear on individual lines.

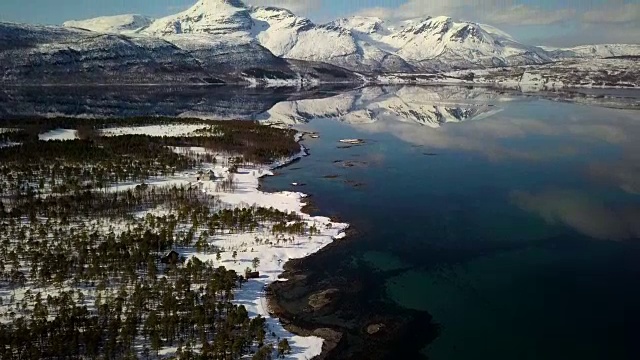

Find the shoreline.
xmin=140 ymin=139 xmax=350 ymax=358
xmin=210 ymin=140 xmax=351 ymax=359
xmin=257 ymin=134 xmax=438 ymax=360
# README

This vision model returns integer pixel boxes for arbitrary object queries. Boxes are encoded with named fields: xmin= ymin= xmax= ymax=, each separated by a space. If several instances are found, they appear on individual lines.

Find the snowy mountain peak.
xmin=450 ymin=23 xmax=490 ymax=44
xmin=192 ymin=0 xmax=246 ymax=11
xmin=330 ymin=16 xmax=388 ymax=35
xmin=396 ymin=17 xmax=462 ymax=39
xmin=63 ymin=14 xmax=153 ymax=34
xmin=401 ymin=16 xmax=451 ymax=31
xmin=250 ymin=6 xmax=313 ymax=30
xmin=144 ymin=0 xmax=251 ymax=36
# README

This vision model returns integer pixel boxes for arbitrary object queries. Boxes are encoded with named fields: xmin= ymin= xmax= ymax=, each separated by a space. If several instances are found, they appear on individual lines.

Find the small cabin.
xmin=161 ymin=250 xmax=181 ymax=265
xmin=245 ymin=271 xmax=260 ymax=279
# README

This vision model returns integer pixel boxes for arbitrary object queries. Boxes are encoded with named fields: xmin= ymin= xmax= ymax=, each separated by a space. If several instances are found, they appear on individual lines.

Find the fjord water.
xmin=2 ymin=85 xmax=638 ymax=359
xmin=261 ymin=92 xmax=640 ymax=359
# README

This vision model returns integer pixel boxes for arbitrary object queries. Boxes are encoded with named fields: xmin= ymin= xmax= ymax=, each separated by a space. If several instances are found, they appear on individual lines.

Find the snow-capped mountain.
xmin=0 ymin=23 xmax=213 ymax=84
xmin=145 ymin=0 xmax=251 ymax=36
xmin=250 ymin=7 xmax=414 ymax=72
xmin=136 ymin=0 xmax=412 ymax=72
xmin=385 ymin=17 xmax=551 ymax=69
xmin=330 ymin=16 xmax=553 ymax=70
xmin=60 ymin=0 xmax=640 ymax=74
xmin=60 ymin=0 xmax=557 ymax=72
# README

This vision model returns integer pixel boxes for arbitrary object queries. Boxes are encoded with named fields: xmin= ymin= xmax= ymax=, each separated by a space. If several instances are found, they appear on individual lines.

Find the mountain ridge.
xmin=0 ymin=20 xmax=361 ymax=85
xmin=60 ymin=0 xmax=639 ymax=72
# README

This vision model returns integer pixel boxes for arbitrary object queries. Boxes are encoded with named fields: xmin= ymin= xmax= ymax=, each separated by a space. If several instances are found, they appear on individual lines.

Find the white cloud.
xmin=244 ymin=0 xmax=322 ymax=13
xmin=354 ymin=0 xmax=574 ymax=25
xmin=532 ymin=25 xmax=640 ymax=47
xmin=486 ymin=5 xmax=576 ymax=26
xmin=583 ymin=3 xmax=640 ymax=24
xmin=354 ymin=0 xmax=464 ymax=21
xmin=355 ymin=6 xmax=395 ymax=20
xmin=511 ymin=190 xmax=640 ymax=241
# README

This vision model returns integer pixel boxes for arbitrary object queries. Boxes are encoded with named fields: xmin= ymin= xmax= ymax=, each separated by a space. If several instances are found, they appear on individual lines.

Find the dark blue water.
xmin=263 ymin=97 xmax=640 ymax=359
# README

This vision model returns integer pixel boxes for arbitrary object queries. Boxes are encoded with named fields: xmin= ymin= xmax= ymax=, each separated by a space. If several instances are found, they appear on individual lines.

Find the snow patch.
xmin=38 ymin=128 xmax=78 ymax=141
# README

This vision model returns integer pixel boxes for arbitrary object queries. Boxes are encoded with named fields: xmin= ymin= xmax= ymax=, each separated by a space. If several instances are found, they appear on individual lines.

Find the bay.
xmin=261 ymin=88 xmax=640 ymax=359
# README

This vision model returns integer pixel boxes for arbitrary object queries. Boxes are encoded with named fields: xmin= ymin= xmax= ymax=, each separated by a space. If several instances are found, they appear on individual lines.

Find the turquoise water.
xmin=263 ymin=96 xmax=640 ymax=359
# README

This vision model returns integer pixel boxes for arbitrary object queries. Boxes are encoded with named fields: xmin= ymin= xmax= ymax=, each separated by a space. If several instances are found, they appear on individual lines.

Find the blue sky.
xmin=0 ymin=0 xmax=638 ymax=46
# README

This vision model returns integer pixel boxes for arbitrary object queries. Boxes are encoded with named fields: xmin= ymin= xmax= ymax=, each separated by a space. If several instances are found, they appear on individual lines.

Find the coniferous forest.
xmin=0 ymin=118 xmax=305 ymax=359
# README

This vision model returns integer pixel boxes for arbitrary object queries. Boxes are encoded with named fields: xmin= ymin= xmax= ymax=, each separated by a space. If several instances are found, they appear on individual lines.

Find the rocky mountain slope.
xmin=0 ymin=21 xmax=360 ymax=85
xmin=544 ymin=44 xmax=640 ymax=60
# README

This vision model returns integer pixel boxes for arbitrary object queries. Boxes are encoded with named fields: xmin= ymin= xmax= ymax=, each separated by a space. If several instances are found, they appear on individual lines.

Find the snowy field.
xmin=38 ymin=124 xmax=211 ymax=140
xmin=101 ymin=124 xmax=210 ymax=137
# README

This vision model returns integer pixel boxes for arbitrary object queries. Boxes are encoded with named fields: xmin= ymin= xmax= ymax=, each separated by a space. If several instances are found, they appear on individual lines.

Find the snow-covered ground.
xmin=38 ymin=124 xmax=211 ymax=140
xmin=38 ymin=128 xmax=78 ymax=141
xmin=101 ymin=124 xmax=209 ymax=137
xmin=3 ymin=125 xmax=347 ymax=360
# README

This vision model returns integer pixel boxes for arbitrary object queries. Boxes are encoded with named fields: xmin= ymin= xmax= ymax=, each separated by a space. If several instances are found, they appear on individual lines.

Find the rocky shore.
xmin=266 ymin=228 xmax=440 ymax=359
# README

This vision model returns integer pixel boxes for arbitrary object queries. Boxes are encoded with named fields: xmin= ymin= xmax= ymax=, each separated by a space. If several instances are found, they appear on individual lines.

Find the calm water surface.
xmin=262 ymin=92 xmax=640 ymax=359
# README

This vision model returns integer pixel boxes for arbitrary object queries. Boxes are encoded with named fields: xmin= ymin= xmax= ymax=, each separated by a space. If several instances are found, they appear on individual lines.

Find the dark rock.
xmin=308 ymin=288 xmax=340 ymax=311
xmin=366 ymin=323 xmax=385 ymax=335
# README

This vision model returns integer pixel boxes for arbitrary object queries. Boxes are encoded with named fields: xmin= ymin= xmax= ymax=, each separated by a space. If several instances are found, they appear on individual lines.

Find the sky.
xmin=0 ymin=0 xmax=638 ymax=46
